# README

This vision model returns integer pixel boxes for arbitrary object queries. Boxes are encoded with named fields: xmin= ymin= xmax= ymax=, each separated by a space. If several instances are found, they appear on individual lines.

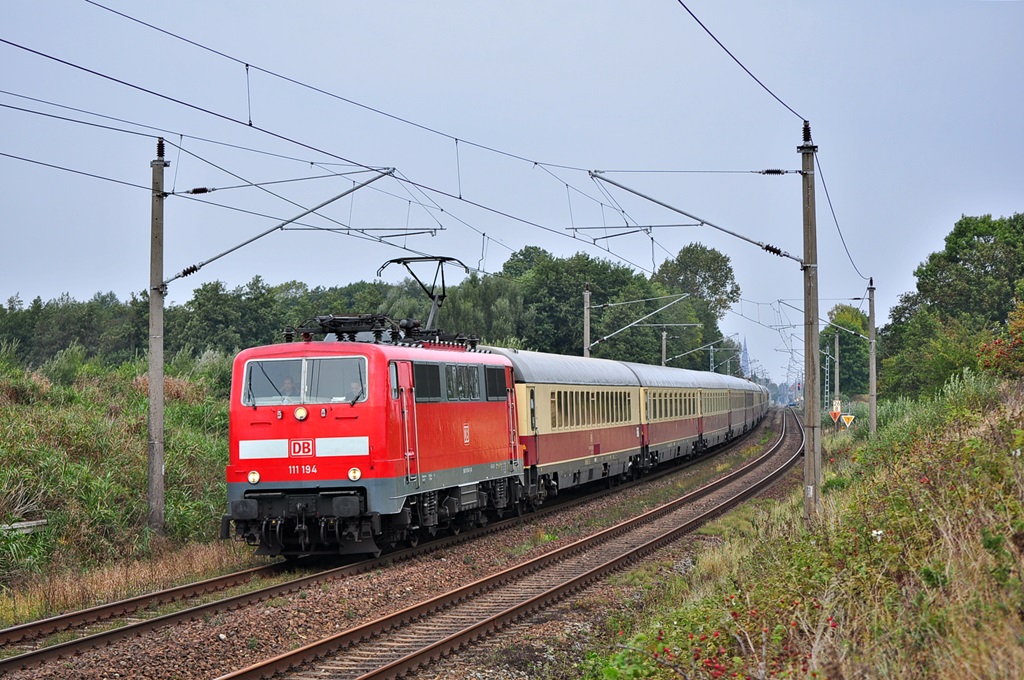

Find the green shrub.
xmin=0 ymin=361 xmax=228 ymax=583
xmin=39 ymin=342 xmax=88 ymax=386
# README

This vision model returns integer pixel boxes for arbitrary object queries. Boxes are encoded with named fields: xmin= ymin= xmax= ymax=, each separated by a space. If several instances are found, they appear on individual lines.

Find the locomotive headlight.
xmin=294 ymin=406 xmax=308 ymax=421
xmin=347 ymin=467 xmax=362 ymax=481
xmin=247 ymin=470 xmax=261 ymax=484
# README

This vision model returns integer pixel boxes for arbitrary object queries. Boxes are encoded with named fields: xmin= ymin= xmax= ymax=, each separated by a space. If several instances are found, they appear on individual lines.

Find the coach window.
xmin=530 ymin=388 xmax=537 ymax=432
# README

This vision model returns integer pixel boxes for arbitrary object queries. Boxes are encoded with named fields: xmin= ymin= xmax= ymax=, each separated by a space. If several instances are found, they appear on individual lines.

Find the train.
xmin=220 ymin=314 xmax=770 ymax=557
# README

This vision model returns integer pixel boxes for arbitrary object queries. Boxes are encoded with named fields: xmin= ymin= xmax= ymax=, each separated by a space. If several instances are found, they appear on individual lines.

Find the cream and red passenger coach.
xmin=486 ymin=348 xmax=769 ymax=498
xmin=221 ymin=315 xmax=768 ymax=558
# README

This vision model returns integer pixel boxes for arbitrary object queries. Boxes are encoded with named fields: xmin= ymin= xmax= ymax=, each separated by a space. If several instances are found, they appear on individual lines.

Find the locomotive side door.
xmin=392 ymin=361 xmax=419 ymax=485
xmin=505 ymin=366 xmax=519 ymax=468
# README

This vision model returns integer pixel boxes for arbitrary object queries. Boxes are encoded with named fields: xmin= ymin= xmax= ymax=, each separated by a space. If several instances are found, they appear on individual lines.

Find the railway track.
xmin=0 ymin=411 xmax=789 ymax=678
xmin=0 ymin=564 xmax=287 ymax=648
xmin=219 ymin=408 xmax=802 ymax=680
xmin=0 ymin=467 xmax=674 ymax=672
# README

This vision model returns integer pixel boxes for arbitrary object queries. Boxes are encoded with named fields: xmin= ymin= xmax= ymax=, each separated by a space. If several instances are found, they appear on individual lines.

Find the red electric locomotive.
xmin=221 ymin=315 xmax=523 ymax=556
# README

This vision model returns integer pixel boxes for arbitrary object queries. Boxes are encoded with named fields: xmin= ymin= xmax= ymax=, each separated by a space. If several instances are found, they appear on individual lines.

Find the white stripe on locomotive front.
xmin=238 ymin=436 xmax=370 ymax=459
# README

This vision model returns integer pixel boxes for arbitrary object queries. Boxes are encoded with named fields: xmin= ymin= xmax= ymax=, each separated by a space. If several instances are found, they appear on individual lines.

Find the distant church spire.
xmin=741 ymin=337 xmax=751 ymax=378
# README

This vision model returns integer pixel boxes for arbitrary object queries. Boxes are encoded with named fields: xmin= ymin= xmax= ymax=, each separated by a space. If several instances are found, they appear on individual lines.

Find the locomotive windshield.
xmin=242 ymin=356 xmax=366 ymax=406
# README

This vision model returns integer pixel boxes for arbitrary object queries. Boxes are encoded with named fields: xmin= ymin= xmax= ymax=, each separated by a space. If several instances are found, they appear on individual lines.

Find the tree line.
xmin=0 ymin=243 xmax=759 ymax=381
xmin=4 ymin=212 xmax=1022 ymax=403
xmin=812 ymin=212 xmax=1024 ymax=400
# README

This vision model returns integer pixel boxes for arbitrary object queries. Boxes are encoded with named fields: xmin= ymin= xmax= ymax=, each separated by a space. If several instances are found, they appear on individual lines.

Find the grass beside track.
xmin=574 ymin=372 xmax=1024 ymax=679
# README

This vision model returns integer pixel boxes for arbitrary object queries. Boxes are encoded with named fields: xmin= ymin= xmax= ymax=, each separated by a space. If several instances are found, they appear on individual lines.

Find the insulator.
xmin=189 ymin=187 xmax=211 ymax=194
xmin=157 ymin=137 xmax=165 ymax=158
xmin=763 ymin=244 xmax=782 ymax=256
xmin=802 ymin=121 xmax=811 ymax=143
xmin=761 ymin=169 xmax=785 ymax=175
xmin=182 ymin=264 xmax=200 ymax=277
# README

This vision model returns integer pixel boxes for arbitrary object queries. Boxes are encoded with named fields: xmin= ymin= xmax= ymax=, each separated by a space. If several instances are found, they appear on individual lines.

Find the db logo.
xmin=290 ymin=439 xmax=314 ymax=457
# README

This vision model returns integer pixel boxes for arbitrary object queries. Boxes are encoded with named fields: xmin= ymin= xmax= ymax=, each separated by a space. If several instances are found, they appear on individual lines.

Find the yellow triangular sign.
xmin=842 ymin=414 xmax=855 ymax=427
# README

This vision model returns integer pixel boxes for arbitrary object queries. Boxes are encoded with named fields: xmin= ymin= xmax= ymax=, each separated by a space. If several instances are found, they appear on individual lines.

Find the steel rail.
xmin=218 ymin=409 xmax=800 ymax=679
xmin=0 ymin=563 xmax=285 ymax=646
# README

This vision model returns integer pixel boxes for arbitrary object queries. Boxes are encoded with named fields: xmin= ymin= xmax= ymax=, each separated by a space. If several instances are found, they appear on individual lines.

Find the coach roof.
xmin=620 ymin=361 xmax=755 ymax=390
xmin=482 ymin=347 xmax=640 ymax=386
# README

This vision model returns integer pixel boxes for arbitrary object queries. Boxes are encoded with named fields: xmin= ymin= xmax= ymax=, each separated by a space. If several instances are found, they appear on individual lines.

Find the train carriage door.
xmin=393 ymin=361 xmax=419 ymax=485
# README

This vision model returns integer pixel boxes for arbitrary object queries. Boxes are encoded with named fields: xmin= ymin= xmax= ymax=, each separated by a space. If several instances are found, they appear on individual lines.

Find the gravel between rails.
xmin=8 ymin=418 xmax=790 ymax=679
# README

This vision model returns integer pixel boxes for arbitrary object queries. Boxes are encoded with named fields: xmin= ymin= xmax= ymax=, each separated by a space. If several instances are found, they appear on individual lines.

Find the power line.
xmin=395 ymin=174 xmax=656 ymax=275
xmin=0 ymin=88 xmax=521 ymax=270
xmin=815 ymin=153 xmax=869 ymax=281
xmin=0 ymin=37 xmax=374 ymax=172
xmin=3 ymin=88 xmax=363 ymax=166
xmin=83 ymin=0 xmax=593 ymax=174
xmin=1 ymin=34 xmax=743 ymax=283
xmin=76 ymin=1 xmax=773 ymax=272
xmin=0 ymin=150 xmax=149 ymax=191
xmin=673 ymin=0 xmax=805 ymax=121
xmin=170 ymin=172 xmax=368 ymax=195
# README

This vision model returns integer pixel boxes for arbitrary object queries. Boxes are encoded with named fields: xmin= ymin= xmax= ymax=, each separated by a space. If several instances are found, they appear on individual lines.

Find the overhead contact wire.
xmin=673 ymin=0 xmax=804 ymax=121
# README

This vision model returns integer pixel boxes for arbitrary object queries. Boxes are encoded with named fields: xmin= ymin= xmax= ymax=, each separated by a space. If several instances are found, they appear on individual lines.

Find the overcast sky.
xmin=2 ymin=1 xmax=1022 ymax=384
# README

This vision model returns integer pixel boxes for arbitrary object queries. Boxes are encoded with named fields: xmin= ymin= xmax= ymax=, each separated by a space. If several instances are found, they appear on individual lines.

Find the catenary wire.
xmin=0 ymin=150 xmax=150 ymax=191
xmin=78 ymin=0 xmax=785 ymax=248
xmin=673 ymin=0 xmax=804 ymax=121
xmin=1 ymin=38 xmax=669 ymax=277
xmin=50 ymin=6 xmax=785 ymax=284
xmin=815 ymin=152 xmax=868 ymax=281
